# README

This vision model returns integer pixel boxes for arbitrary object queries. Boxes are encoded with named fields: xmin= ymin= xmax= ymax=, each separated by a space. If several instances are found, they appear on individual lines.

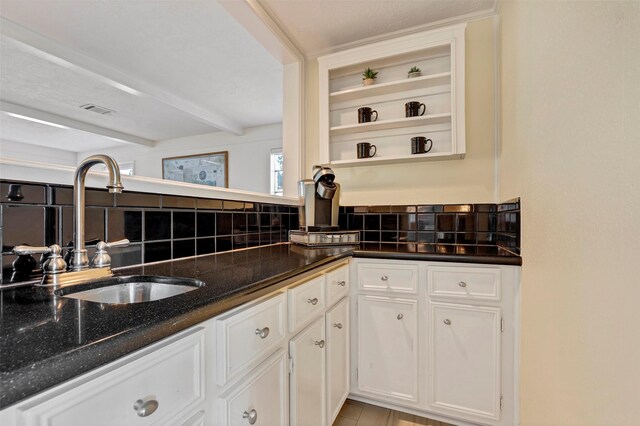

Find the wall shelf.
xmin=330 ymin=113 xmax=451 ymax=136
xmin=318 ymin=24 xmax=466 ymax=167
xmin=329 ymin=72 xmax=451 ymax=103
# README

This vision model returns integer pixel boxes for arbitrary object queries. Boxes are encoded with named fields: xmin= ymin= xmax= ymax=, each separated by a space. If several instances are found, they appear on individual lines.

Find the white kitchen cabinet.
xmin=318 ymin=24 xmax=466 ymax=167
xmin=289 ymin=317 xmax=326 ymax=426
xmin=11 ymin=327 xmax=205 ymax=426
xmin=429 ymin=302 xmax=502 ymax=421
xmin=350 ymin=258 xmax=520 ymax=426
xmin=216 ymin=351 xmax=288 ymax=426
xmin=325 ymin=262 xmax=349 ymax=307
xmin=287 ymin=274 xmax=326 ymax=333
xmin=215 ymin=292 xmax=286 ymax=386
xmin=326 ymin=297 xmax=350 ymax=424
xmin=356 ymin=295 xmax=419 ymax=403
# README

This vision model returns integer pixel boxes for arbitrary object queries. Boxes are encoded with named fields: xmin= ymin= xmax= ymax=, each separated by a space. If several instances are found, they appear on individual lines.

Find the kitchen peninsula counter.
xmin=0 ymin=243 xmax=520 ymax=408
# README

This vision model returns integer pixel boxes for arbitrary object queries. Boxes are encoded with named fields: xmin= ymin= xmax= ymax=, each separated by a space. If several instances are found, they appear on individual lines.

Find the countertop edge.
xmin=353 ymin=250 xmax=523 ymax=266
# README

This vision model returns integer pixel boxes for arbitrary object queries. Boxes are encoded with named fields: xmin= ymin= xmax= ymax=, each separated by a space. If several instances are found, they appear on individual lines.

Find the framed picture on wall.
xmin=162 ymin=151 xmax=228 ymax=188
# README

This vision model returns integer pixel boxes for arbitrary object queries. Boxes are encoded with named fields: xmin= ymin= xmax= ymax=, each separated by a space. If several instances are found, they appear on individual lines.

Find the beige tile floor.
xmin=333 ymin=399 xmax=456 ymax=426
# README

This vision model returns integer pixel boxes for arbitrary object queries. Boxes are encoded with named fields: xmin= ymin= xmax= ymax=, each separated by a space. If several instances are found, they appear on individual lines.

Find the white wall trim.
xmin=493 ymin=14 xmax=500 ymax=203
xmin=0 ymin=158 xmax=297 ymax=205
xmin=306 ymin=5 xmax=498 ymax=59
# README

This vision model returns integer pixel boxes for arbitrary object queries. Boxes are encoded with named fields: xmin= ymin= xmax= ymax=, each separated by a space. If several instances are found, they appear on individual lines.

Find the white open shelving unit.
xmin=318 ymin=24 xmax=466 ymax=167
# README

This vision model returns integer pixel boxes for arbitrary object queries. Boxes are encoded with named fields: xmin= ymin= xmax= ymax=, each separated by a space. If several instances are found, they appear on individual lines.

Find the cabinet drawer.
xmin=18 ymin=328 xmax=205 ymax=426
xmin=428 ymin=266 xmax=501 ymax=301
xmin=325 ymin=263 xmax=349 ymax=307
xmin=216 ymin=351 xmax=287 ymax=426
xmin=357 ymin=262 xmax=418 ymax=294
xmin=216 ymin=293 xmax=286 ymax=386
xmin=288 ymin=275 xmax=325 ymax=333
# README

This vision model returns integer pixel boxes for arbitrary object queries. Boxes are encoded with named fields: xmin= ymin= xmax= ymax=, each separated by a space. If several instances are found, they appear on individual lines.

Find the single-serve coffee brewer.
xmin=298 ymin=166 xmax=340 ymax=231
xmin=290 ymin=166 xmax=359 ymax=246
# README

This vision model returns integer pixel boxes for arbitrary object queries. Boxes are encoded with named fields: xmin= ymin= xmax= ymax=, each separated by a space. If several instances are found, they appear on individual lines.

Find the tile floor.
xmin=333 ymin=399 xmax=456 ymax=426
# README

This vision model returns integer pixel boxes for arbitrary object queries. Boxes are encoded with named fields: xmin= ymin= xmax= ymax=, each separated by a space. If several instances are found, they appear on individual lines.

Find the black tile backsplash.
xmin=197 ymin=212 xmax=216 ymax=237
xmin=107 ymin=209 xmax=142 ymax=242
xmin=1 ymin=180 xmax=298 ymax=283
xmin=145 ymin=211 xmax=171 ymax=241
xmin=343 ymin=199 xmax=520 ymax=255
xmin=173 ymin=212 xmax=195 ymax=239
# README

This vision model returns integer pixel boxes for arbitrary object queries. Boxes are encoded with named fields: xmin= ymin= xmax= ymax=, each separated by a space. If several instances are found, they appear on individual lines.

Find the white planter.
xmin=362 ymin=78 xmax=375 ymax=86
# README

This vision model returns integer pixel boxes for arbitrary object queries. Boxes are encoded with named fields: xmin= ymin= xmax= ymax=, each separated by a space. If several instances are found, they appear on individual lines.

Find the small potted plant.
xmin=408 ymin=66 xmax=421 ymax=78
xmin=362 ymin=67 xmax=378 ymax=86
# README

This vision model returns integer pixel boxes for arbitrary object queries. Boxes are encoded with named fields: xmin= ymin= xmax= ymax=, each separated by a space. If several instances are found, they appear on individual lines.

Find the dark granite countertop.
xmin=0 ymin=243 xmax=520 ymax=409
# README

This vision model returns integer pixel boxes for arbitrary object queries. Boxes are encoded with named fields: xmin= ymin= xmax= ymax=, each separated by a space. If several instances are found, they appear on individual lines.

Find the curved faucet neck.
xmin=70 ymin=155 xmax=123 ymax=271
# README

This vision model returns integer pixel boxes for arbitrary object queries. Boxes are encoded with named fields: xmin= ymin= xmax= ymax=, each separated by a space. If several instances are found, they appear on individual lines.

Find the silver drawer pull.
xmin=315 ymin=340 xmax=325 ymax=348
xmin=444 ymin=319 xmax=452 ymax=325
xmin=134 ymin=399 xmax=159 ymax=417
xmin=243 ymin=409 xmax=258 ymax=424
xmin=397 ymin=313 xmax=403 ymax=320
xmin=255 ymin=327 xmax=270 ymax=339
xmin=333 ymin=323 xmax=343 ymax=329
xmin=337 ymin=280 xmax=346 ymax=286
xmin=381 ymin=275 xmax=388 ymax=281
xmin=307 ymin=297 xmax=318 ymax=305
xmin=458 ymin=281 xmax=467 ymax=288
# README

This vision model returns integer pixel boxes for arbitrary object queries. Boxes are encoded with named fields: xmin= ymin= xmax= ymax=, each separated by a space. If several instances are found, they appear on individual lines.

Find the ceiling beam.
xmin=0 ymin=101 xmax=155 ymax=147
xmin=0 ymin=17 xmax=245 ymax=135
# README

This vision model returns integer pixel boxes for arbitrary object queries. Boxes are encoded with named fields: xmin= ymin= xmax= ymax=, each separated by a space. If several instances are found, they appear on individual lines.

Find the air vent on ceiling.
xmin=80 ymin=104 xmax=115 ymax=115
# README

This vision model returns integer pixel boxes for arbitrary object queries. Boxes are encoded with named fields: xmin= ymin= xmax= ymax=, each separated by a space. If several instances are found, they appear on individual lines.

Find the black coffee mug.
xmin=411 ymin=136 xmax=433 ymax=154
xmin=357 ymin=142 xmax=377 ymax=159
xmin=405 ymin=101 xmax=426 ymax=117
xmin=358 ymin=107 xmax=378 ymax=123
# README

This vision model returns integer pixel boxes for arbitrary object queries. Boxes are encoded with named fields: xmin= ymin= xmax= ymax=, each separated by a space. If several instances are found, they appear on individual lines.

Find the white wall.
xmin=499 ymin=1 xmax=640 ymax=424
xmin=79 ymin=123 xmax=282 ymax=194
xmin=305 ymin=17 xmax=498 ymax=205
xmin=0 ymin=139 xmax=77 ymax=166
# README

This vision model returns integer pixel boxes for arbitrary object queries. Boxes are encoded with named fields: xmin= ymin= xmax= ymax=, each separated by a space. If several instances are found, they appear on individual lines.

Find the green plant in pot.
xmin=408 ymin=66 xmax=421 ymax=78
xmin=362 ymin=67 xmax=378 ymax=86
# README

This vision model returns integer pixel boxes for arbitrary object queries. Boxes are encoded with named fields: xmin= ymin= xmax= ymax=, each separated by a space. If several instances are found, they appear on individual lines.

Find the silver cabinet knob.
xmin=255 ymin=327 xmax=270 ymax=339
xmin=337 ymin=280 xmax=346 ymax=286
xmin=397 ymin=313 xmax=403 ymax=320
xmin=444 ymin=319 xmax=452 ymax=325
xmin=315 ymin=340 xmax=325 ymax=348
xmin=333 ymin=323 xmax=343 ymax=329
xmin=381 ymin=275 xmax=389 ymax=281
xmin=307 ymin=297 xmax=318 ymax=305
xmin=243 ymin=409 xmax=258 ymax=424
xmin=458 ymin=281 xmax=467 ymax=288
xmin=133 ymin=399 xmax=159 ymax=417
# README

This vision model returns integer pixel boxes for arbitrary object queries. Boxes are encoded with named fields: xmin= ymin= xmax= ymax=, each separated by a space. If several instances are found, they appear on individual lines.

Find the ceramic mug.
xmin=357 ymin=142 xmax=377 ymax=158
xmin=411 ymin=136 xmax=433 ymax=154
xmin=358 ymin=107 xmax=378 ymax=123
xmin=405 ymin=101 xmax=426 ymax=117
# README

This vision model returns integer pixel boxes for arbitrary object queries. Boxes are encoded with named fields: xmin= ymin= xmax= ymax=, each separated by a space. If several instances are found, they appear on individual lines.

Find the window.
xmin=270 ymin=149 xmax=283 ymax=196
xmin=92 ymin=160 xmax=134 ymax=176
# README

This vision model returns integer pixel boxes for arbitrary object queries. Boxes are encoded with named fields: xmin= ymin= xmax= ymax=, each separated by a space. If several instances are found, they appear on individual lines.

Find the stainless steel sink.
xmin=58 ymin=276 xmax=204 ymax=304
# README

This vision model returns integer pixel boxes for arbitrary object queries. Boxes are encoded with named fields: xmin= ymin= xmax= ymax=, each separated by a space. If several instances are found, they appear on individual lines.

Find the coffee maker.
xmin=298 ymin=166 xmax=340 ymax=231
xmin=290 ymin=166 xmax=359 ymax=246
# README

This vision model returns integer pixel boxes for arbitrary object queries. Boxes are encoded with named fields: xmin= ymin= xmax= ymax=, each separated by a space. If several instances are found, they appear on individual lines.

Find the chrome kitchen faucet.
xmin=12 ymin=155 xmax=129 ymax=286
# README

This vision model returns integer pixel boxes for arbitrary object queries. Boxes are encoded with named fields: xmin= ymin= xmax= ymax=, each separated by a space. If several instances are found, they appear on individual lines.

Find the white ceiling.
xmin=0 ymin=0 xmax=284 ymax=153
xmin=261 ymin=0 xmax=497 ymax=55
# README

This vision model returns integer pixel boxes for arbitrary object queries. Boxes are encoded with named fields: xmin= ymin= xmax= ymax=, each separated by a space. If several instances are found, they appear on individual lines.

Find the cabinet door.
xmin=16 ymin=328 xmax=205 ymax=426
xmin=429 ymin=302 xmax=501 ymax=421
xmin=326 ymin=297 xmax=349 ymax=424
xmin=357 ymin=295 xmax=418 ymax=403
xmin=216 ymin=351 xmax=288 ymax=426
xmin=289 ymin=317 xmax=325 ymax=426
